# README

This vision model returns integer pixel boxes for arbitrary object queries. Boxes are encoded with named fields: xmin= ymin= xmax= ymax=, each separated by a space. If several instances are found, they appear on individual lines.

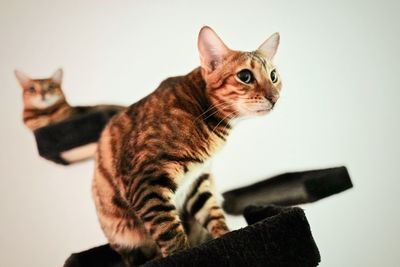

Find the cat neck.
xmin=184 ymin=67 xmax=233 ymax=140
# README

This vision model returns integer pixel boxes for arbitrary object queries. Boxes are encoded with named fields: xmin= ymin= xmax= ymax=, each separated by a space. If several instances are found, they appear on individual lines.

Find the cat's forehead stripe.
xmin=253 ymin=53 xmax=268 ymax=70
xmin=243 ymin=52 xmax=269 ymax=72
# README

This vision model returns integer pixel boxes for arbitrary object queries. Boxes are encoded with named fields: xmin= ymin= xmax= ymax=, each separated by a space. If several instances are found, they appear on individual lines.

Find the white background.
xmin=0 ymin=0 xmax=399 ymax=266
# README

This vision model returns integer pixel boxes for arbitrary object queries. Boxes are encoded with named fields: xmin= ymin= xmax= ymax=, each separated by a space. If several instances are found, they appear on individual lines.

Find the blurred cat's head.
xmin=15 ymin=69 xmax=66 ymax=110
xmin=198 ymin=26 xmax=281 ymax=119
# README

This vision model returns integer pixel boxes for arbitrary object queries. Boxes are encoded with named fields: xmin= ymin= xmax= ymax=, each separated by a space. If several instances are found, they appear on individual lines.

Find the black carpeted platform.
xmin=222 ymin=166 xmax=353 ymax=215
xmin=64 ymin=206 xmax=320 ymax=267
xmin=64 ymin=244 xmax=124 ymax=267
xmin=34 ymin=107 xmax=122 ymax=165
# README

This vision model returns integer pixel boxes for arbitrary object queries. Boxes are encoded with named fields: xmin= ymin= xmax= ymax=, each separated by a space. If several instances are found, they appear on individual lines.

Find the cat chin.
xmin=254 ymin=109 xmax=270 ymax=116
xmin=236 ymin=104 xmax=272 ymax=117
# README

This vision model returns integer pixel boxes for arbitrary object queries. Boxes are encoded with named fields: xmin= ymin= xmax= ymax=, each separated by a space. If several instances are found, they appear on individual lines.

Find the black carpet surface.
xmin=222 ymin=166 xmax=353 ymax=215
xmin=64 ymin=206 xmax=320 ymax=267
xmin=34 ymin=108 xmax=120 ymax=165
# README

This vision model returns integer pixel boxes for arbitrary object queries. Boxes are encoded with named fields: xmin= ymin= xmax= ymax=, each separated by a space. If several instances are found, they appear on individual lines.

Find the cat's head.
xmin=198 ymin=26 xmax=281 ymax=119
xmin=15 ymin=68 xmax=66 ymax=110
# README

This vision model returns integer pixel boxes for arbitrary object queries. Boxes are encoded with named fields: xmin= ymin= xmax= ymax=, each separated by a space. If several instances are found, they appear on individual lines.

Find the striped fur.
xmin=92 ymin=26 xmax=281 ymax=266
xmin=15 ymin=69 xmax=125 ymax=131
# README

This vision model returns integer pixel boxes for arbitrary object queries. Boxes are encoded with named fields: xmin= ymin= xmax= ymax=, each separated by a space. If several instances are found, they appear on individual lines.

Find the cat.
xmin=15 ymin=68 xmax=125 ymax=131
xmin=92 ymin=26 xmax=281 ymax=266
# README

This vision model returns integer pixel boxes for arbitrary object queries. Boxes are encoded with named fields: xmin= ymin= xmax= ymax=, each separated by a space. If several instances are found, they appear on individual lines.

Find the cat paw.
xmin=211 ymin=224 xmax=230 ymax=239
xmin=161 ymin=234 xmax=189 ymax=257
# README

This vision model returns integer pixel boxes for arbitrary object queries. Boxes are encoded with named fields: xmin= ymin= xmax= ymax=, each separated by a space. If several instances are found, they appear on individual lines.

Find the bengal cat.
xmin=15 ymin=68 xmax=124 ymax=131
xmin=92 ymin=26 xmax=281 ymax=266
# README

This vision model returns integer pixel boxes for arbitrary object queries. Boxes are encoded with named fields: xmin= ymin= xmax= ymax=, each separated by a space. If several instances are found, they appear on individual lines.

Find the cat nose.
xmin=267 ymin=94 xmax=279 ymax=104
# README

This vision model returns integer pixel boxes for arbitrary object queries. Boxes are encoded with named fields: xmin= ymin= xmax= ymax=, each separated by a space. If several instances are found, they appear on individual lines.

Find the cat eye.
xmin=48 ymin=84 xmax=55 ymax=91
xmin=28 ymin=86 xmax=36 ymax=93
xmin=237 ymin=69 xmax=254 ymax=84
xmin=270 ymin=69 xmax=278 ymax=83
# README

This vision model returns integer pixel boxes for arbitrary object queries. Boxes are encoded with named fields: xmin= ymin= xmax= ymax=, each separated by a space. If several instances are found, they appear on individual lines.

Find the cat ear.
xmin=198 ymin=26 xmax=230 ymax=72
xmin=257 ymin=32 xmax=280 ymax=60
xmin=14 ymin=70 xmax=32 ymax=87
xmin=51 ymin=68 xmax=63 ymax=84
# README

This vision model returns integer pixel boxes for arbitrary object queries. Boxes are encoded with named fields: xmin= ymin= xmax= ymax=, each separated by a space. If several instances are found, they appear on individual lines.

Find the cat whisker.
xmin=211 ymin=110 xmax=236 ymax=136
xmin=201 ymin=103 xmax=235 ymax=122
xmin=223 ymin=114 xmax=238 ymax=134
xmin=195 ymin=105 xmax=218 ymax=120
xmin=193 ymin=102 xmax=229 ymax=122
xmin=194 ymin=102 xmax=236 ymax=125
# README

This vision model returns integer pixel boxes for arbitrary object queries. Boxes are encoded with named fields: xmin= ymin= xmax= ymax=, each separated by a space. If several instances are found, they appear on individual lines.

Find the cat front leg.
xmin=184 ymin=173 xmax=230 ymax=239
xmin=131 ymin=173 xmax=189 ymax=257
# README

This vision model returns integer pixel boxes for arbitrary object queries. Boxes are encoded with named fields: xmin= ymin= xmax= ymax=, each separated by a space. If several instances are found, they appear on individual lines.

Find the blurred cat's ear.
xmin=198 ymin=26 xmax=230 ymax=72
xmin=51 ymin=68 xmax=63 ymax=84
xmin=257 ymin=32 xmax=280 ymax=60
xmin=14 ymin=70 xmax=32 ymax=87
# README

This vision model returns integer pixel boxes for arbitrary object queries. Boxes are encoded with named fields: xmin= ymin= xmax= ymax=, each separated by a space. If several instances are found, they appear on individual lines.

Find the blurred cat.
xmin=15 ymin=68 xmax=124 ymax=131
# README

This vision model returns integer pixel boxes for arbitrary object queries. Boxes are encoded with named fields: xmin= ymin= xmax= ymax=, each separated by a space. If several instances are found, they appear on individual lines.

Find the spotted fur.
xmin=92 ymin=26 xmax=282 ymax=266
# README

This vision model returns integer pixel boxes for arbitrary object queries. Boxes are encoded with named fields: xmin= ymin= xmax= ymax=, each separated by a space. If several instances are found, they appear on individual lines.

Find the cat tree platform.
xmin=33 ymin=107 xmax=122 ymax=165
xmin=63 ymin=166 xmax=352 ymax=266
xmin=64 ymin=205 xmax=321 ymax=267
xmin=222 ymin=166 xmax=353 ymax=215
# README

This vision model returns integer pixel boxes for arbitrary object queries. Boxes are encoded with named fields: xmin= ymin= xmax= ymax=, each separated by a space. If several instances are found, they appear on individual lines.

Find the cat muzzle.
xmin=267 ymin=95 xmax=279 ymax=105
